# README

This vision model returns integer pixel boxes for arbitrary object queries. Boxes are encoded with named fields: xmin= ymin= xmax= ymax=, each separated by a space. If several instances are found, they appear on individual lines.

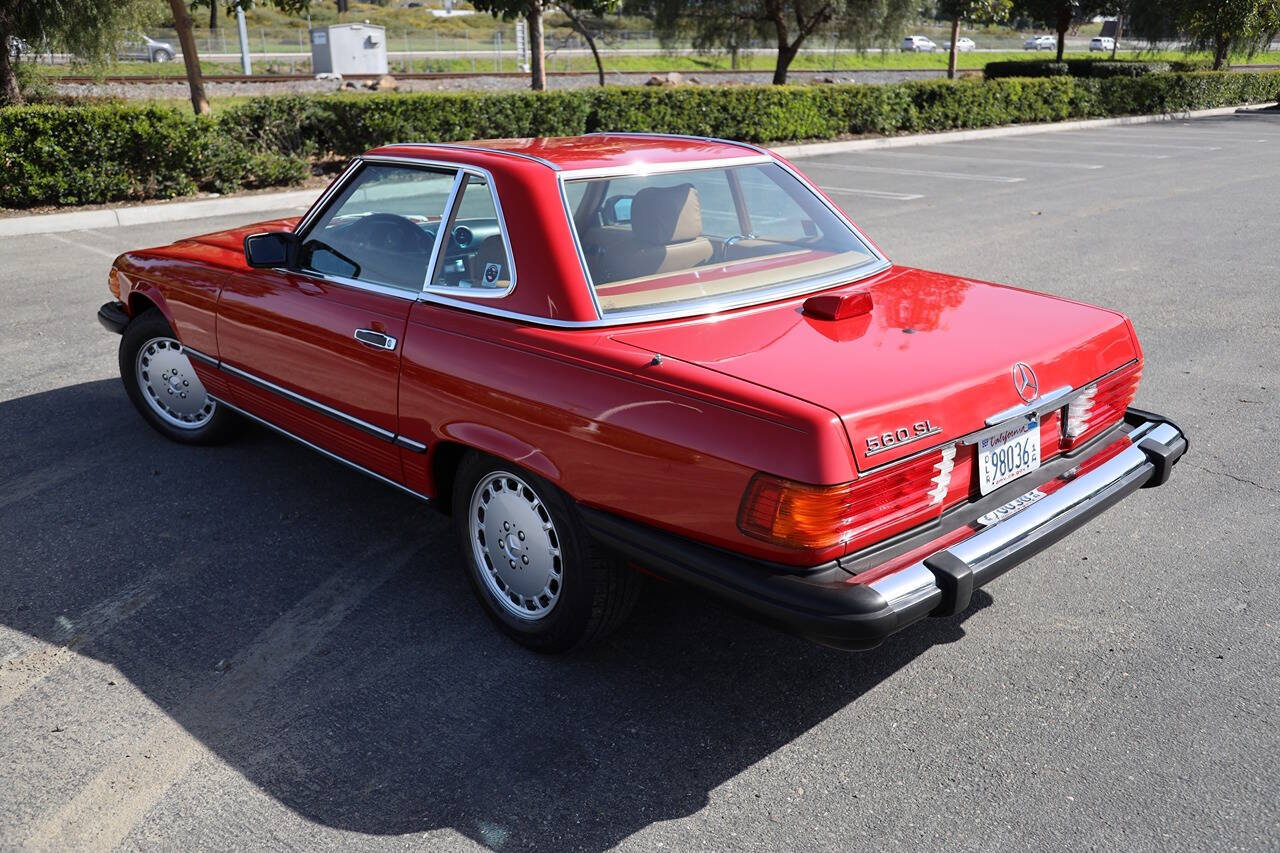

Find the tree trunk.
xmin=1213 ymin=32 xmax=1229 ymax=70
xmin=556 ymin=3 xmax=604 ymax=86
xmin=1110 ymin=14 xmax=1120 ymax=59
xmin=773 ymin=43 xmax=798 ymax=84
xmin=0 ymin=17 xmax=21 ymax=106
xmin=1055 ymin=2 xmax=1070 ymax=62
xmin=528 ymin=3 xmax=546 ymax=91
xmin=210 ymin=1 xmax=219 ymax=31
xmin=947 ymin=15 xmax=960 ymax=79
xmin=168 ymin=0 xmax=210 ymax=115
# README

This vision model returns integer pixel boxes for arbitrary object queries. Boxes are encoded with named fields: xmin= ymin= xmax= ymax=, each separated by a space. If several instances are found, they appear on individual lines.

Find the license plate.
xmin=976 ymin=488 xmax=1047 ymax=527
xmin=977 ymin=419 xmax=1041 ymax=495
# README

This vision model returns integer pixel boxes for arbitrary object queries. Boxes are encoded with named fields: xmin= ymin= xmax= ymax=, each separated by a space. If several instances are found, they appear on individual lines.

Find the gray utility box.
xmin=310 ymin=24 xmax=388 ymax=76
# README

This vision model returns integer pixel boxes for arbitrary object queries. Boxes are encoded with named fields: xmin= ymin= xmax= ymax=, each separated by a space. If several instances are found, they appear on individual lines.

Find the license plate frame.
xmin=977 ymin=418 xmax=1042 ymax=495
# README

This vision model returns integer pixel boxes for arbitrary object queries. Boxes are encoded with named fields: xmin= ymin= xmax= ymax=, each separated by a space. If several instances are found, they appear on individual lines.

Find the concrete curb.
xmin=3 ymin=102 xmax=1274 ymax=238
xmin=771 ymin=103 xmax=1277 ymax=159
xmin=0 ymin=189 xmax=321 ymax=238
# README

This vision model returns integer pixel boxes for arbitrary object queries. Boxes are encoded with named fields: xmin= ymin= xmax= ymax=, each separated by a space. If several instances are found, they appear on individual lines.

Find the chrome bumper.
xmin=870 ymin=417 xmax=1187 ymax=624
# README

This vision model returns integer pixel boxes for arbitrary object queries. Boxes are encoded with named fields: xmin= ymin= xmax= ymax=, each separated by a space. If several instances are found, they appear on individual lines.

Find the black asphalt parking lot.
xmin=2 ymin=111 xmax=1277 ymax=850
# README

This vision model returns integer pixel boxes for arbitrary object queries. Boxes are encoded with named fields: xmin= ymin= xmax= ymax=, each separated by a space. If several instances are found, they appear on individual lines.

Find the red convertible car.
xmin=98 ymin=133 xmax=1187 ymax=651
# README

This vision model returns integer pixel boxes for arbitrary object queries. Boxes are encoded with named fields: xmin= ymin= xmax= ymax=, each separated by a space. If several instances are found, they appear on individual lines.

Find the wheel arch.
xmin=428 ymin=425 xmax=562 ymax=515
xmin=125 ymin=283 xmax=177 ymax=332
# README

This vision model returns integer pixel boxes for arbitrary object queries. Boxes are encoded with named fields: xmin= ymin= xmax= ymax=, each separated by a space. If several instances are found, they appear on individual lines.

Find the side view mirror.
xmin=244 ymin=232 xmax=296 ymax=268
xmin=603 ymin=195 xmax=633 ymax=226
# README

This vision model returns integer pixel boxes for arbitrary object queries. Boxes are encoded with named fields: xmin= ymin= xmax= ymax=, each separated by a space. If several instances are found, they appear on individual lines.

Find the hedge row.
xmin=0 ymin=104 xmax=307 ymax=208
xmin=3 ymin=70 xmax=1278 ymax=209
xmin=985 ymin=58 xmax=1214 ymax=79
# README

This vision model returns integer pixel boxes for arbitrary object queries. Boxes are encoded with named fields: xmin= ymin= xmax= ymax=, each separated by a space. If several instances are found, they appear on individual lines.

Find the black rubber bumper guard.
xmin=580 ymin=409 xmax=1188 ymax=650
xmin=98 ymin=301 xmax=130 ymax=334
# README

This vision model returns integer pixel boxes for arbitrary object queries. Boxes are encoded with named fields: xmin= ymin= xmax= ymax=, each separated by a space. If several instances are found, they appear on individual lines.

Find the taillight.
xmin=738 ymin=445 xmax=957 ymax=552
xmin=1062 ymin=363 xmax=1142 ymax=450
xmin=108 ymin=267 xmax=121 ymax=300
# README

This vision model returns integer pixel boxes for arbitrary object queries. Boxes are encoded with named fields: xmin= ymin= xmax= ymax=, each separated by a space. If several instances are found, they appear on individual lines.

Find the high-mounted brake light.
xmin=802 ymin=291 xmax=872 ymax=321
xmin=738 ymin=444 xmax=957 ymax=552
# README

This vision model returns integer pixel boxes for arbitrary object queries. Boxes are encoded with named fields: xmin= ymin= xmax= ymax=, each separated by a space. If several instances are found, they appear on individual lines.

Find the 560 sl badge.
xmin=865 ymin=419 xmax=942 ymax=456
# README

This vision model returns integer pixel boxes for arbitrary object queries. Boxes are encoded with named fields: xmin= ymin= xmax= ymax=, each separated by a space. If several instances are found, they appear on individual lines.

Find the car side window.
xmin=429 ymin=174 xmax=514 ymax=293
xmin=298 ymin=164 xmax=457 ymax=293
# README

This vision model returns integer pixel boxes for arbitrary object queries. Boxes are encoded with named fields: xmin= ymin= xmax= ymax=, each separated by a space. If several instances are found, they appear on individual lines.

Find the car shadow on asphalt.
xmin=0 ymin=380 xmax=992 ymax=851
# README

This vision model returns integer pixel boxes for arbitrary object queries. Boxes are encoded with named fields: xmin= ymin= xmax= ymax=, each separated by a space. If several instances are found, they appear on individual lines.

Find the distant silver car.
xmin=901 ymin=35 xmax=938 ymax=52
xmin=944 ymin=37 xmax=976 ymax=52
xmin=118 ymin=35 xmax=175 ymax=63
xmin=1090 ymin=36 xmax=1115 ymax=52
xmin=1024 ymin=35 xmax=1057 ymax=51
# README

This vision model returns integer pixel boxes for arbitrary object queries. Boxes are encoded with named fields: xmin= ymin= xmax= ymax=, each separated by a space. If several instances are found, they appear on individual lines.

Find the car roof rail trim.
xmin=391 ymin=142 xmax=562 ymax=171
xmin=583 ymin=131 xmax=770 ymax=158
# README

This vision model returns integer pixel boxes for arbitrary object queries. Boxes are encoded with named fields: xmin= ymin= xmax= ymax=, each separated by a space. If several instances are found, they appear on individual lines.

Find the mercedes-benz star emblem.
xmin=1011 ymin=361 xmax=1039 ymax=403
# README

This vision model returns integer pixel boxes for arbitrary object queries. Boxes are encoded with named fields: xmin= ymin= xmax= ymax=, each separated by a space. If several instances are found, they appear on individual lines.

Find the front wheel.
xmin=118 ymin=307 xmax=240 ymax=445
xmin=152 ymin=49 xmax=173 ymax=63
xmin=453 ymin=453 xmax=641 ymax=652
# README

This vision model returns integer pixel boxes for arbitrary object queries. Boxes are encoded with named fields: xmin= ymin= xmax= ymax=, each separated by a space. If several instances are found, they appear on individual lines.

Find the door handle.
xmin=354 ymin=329 xmax=397 ymax=351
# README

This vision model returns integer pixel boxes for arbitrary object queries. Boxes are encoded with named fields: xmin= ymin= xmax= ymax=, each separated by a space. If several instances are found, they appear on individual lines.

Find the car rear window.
xmin=563 ymin=162 xmax=878 ymax=318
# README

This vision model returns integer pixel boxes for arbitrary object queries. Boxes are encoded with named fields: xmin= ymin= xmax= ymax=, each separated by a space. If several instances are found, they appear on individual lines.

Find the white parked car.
xmin=1090 ymin=36 xmax=1115 ymax=52
xmin=944 ymin=37 xmax=976 ymax=52
xmin=901 ymin=35 xmax=938 ymax=52
xmin=1024 ymin=35 xmax=1057 ymax=51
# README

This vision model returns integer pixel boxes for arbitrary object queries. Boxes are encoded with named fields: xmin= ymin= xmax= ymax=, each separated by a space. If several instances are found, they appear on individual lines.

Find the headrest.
xmin=631 ymin=184 xmax=702 ymax=245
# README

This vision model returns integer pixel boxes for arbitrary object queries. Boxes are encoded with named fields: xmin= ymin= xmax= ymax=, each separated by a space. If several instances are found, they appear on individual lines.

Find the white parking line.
xmin=957 ymin=142 xmax=1171 ymax=160
xmin=814 ymin=163 xmax=1025 ymax=183
xmin=883 ymin=149 xmax=1105 ymax=169
xmin=1048 ymin=136 xmax=1223 ymax=151
xmin=40 ymin=232 xmax=120 ymax=261
xmin=1114 ymin=129 xmax=1269 ymax=142
xmin=823 ymin=186 xmax=926 ymax=200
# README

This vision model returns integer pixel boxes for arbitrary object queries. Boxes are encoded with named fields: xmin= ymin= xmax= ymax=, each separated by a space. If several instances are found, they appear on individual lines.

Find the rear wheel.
xmin=119 ymin=308 xmax=239 ymax=445
xmin=152 ymin=49 xmax=173 ymax=63
xmin=453 ymin=452 xmax=641 ymax=652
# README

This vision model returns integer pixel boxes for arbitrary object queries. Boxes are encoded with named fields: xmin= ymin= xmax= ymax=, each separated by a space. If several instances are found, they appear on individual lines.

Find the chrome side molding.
xmin=209 ymin=395 xmax=432 ymax=504
xmin=182 ymin=344 xmax=428 ymax=453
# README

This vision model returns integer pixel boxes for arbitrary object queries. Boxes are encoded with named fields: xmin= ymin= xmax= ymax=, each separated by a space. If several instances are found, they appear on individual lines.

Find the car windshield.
xmin=563 ymin=162 xmax=879 ymax=318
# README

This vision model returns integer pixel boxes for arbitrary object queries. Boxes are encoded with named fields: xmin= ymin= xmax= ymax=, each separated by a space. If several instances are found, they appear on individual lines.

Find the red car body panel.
xmin=105 ymin=135 xmax=1174 ymax=585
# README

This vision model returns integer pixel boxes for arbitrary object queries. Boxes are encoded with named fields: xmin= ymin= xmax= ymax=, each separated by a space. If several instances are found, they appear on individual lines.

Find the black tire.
xmin=118 ymin=308 xmax=240 ymax=445
xmin=453 ymin=452 xmax=641 ymax=652
xmin=152 ymin=49 xmax=173 ymax=63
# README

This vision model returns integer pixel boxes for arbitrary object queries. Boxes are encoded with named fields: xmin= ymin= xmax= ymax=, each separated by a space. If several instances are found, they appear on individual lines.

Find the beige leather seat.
xmin=585 ymin=184 xmax=714 ymax=284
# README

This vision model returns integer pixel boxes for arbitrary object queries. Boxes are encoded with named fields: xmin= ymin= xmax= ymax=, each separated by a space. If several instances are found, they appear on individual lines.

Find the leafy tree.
xmin=173 ymin=0 xmax=312 ymax=115
xmin=0 ymin=0 xmax=157 ymax=105
xmin=472 ymin=0 xmax=619 ymax=90
xmin=1010 ymin=0 xmax=1115 ymax=60
xmin=1128 ymin=0 xmax=1280 ymax=69
xmin=938 ymin=0 xmax=1011 ymax=78
xmin=645 ymin=0 xmax=914 ymax=84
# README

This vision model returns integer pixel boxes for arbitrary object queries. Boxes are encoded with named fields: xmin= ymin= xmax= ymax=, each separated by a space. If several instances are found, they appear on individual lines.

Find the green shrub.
xmin=4 ymin=71 xmax=1279 ymax=209
xmin=983 ymin=60 xmax=1069 ymax=80
xmin=0 ymin=102 xmax=309 ymax=208
xmin=1065 ymin=59 xmax=1173 ymax=78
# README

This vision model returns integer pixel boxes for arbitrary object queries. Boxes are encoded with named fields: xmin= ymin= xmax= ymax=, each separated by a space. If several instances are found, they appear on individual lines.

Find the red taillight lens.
xmin=1062 ymin=363 xmax=1142 ymax=450
xmin=738 ymin=446 xmax=956 ymax=552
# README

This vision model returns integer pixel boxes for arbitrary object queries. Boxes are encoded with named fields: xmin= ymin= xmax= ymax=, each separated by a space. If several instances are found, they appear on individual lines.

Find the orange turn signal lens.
xmin=738 ymin=447 xmax=956 ymax=552
xmin=108 ymin=267 xmax=121 ymax=300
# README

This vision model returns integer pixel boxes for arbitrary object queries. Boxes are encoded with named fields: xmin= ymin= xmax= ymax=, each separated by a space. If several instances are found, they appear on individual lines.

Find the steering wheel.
xmin=343 ymin=213 xmax=435 ymax=255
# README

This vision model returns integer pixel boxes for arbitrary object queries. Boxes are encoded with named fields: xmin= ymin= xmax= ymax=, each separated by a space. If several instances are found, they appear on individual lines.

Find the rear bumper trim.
xmin=581 ymin=408 xmax=1187 ymax=649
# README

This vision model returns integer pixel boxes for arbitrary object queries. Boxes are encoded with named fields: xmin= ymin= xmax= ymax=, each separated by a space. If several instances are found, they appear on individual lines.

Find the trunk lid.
xmin=610 ymin=266 xmax=1139 ymax=471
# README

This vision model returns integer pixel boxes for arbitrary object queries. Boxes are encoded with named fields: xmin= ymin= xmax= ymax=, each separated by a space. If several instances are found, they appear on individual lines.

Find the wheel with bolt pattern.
xmin=452 ymin=451 xmax=641 ymax=651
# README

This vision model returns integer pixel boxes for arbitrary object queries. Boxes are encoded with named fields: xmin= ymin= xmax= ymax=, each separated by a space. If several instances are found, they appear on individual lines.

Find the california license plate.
xmin=978 ymin=419 xmax=1041 ymax=495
